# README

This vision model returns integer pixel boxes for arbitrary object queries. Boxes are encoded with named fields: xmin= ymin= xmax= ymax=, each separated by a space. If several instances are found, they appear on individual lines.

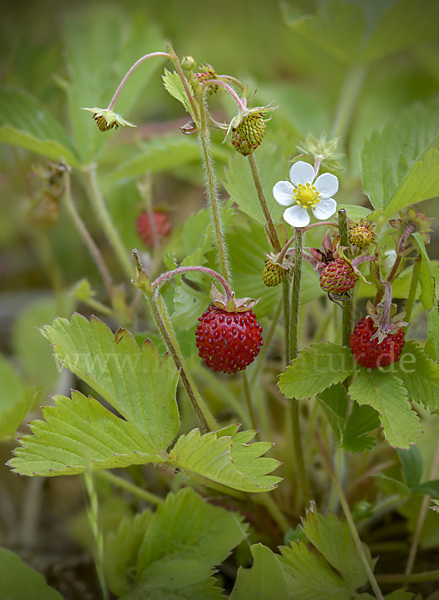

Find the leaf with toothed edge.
xmin=348 ymin=369 xmax=422 ymax=449
xmin=41 ymin=313 xmax=180 ymax=449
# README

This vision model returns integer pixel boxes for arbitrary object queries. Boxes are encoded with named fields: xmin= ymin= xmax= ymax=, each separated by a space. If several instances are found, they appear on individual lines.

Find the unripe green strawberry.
xmin=262 ymin=257 xmax=288 ymax=287
xmin=319 ymin=257 xmax=358 ymax=294
xmin=348 ymin=220 xmax=376 ymax=249
xmin=231 ymin=112 xmax=266 ymax=156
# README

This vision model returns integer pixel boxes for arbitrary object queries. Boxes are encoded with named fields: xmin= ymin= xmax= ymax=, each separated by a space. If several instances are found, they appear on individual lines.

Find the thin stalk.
xmin=83 ymin=472 xmax=109 ymax=600
xmin=332 ymin=66 xmax=367 ymax=141
xmin=253 ymin=493 xmax=290 ymax=534
xmin=338 ymin=209 xmax=353 ymax=348
xmin=250 ymin=295 xmax=284 ymax=387
xmin=405 ymin=438 xmax=439 ymax=575
xmin=150 ymin=293 xmax=218 ymax=432
xmin=376 ymin=570 xmax=439 ymax=585
xmin=317 ymin=433 xmax=384 ymax=600
xmin=97 ymin=470 xmax=163 ymax=505
xmin=404 ymin=257 xmax=421 ymax=326
xmin=63 ymin=170 xmax=113 ymax=299
xmin=283 ymin=276 xmax=291 ymax=363
xmin=107 ymin=52 xmax=170 ymax=111
xmin=83 ymin=165 xmax=133 ymax=280
xmin=247 ymin=153 xmax=281 ymax=252
xmin=242 ymin=371 xmax=258 ymax=433
xmin=198 ymin=99 xmax=232 ymax=285
xmin=288 ymin=228 xmax=311 ymax=506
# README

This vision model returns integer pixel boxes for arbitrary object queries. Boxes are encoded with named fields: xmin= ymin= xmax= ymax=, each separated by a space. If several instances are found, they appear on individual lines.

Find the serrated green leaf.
xmin=9 ymin=391 xmax=164 ymax=477
xmin=348 ymin=370 xmax=422 ymax=449
xmin=105 ymin=510 xmax=154 ymax=597
xmin=167 ymin=428 xmax=281 ymax=493
xmin=397 ymin=445 xmax=423 ymax=489
xmin=230 ymin=543 xmax=289 ymax=600
xmin=361 ymin=101 xmax=439 ymax=214
xmin=110 ymin=135 xmax=201 ymax=180
xmin=0 ymin=547 xmax=63 ymax=600
xmin=41 ymin=314 xmax=180 ymax=447
xmin=0 ymin=356 xmax=36 ymax=440
xmin=393 ymin=341 xmax=439 ymax=411
xmin=279 ymin=540 xmax=351 ymax=600
xmin=341 ymin=401 xmax=380 ymax=453
xmin=279 ymin=343 xmax=356 ymax=400
xmin=0 ymin=87 xmax=81 ymax=166
xmin=162 ymin=69 xmax=193 ymax=115
xmin=301 ymin=506 xmax=372 ymax=592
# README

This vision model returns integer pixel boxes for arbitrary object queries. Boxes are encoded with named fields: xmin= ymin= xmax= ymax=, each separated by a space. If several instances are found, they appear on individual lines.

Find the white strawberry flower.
xmin=273 ymin=161 xmax=339 ymax=228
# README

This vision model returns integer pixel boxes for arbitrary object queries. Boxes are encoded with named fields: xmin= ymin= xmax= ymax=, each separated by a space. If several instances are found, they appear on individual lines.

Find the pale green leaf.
xmin=348 ymin=370 xmax=422 ymax=449
xmin=110 ymin=135 xmax=201 ymax=180
xmin=172 ymin=280 xmax=210 ymax=331
xmin=0 ymin=356 xmax=36 ymax=440
xmin=167 ymin=428 xmax=281 ymax=493
xmin=279 ymin=343 xmax=356 ymax=400
xmin=0 ymin=547 xmax=63 ymax=600
xmin=393 ymin=341 xmax=439 ymax=411
xmin=279 ymin=541 xmax=351 ymax=600
xmin=0 ymin=87 xmax=80 ymax=166
xmin=9 ymin=391 xmax=164 ymax=477
xmin=41 ymin=314 xmax=180 ymax=447
xmin=162 ymin=69 xmax=193 ymax=116
xmin=301 ymin=506 xmax=372 ymax=592
xmin=361 ymin=101 xmax=439 ymax=214
xmin=230 ymin=543 xmax=289 ymax=600
xmin=341 ymin=401 xmax=380 ymax=453
xmin=105 ymin=510 xmax=154 ymax=597
xmin=137 ymin=488 xmax=247 ymax=577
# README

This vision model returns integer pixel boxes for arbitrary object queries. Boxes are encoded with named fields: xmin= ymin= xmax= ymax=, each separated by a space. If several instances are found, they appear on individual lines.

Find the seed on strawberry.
xmin=136 ymin=211 xmax=172 ymax=249
xmin=350 ymin=316 xmax=405 ymax=369
xmin=262 ymin=256 xmax=291 ymax=287
xmin=348 ymin=220 xmax=376 ymax=249
xmin=319 ymin=257 xmax=358 ymax=294
xmin=231 ymin=112 xmax=266 ymax=156
xmin=195 ymin=306 xmax=263 ymax=374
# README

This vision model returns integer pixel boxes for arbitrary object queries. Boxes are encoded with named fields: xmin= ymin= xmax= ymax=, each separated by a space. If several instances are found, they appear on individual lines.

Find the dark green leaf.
xmin=341 ymin=402 xmax=380 ymax=453
xmin=397 ymin=445 xmax=423 ymax=488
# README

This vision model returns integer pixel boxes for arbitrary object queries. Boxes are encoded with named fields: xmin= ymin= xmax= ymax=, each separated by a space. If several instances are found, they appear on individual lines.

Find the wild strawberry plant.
xmin=2 ymin=3 xmax=439 ymax=599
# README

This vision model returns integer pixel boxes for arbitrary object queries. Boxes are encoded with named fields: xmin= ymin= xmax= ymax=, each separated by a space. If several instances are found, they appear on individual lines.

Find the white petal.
xmin=314 ymin=172 xmax=339 ymax=199
xmin=273 ymin=180 xmax=295 ymax=206
xmin=289 ymin=161 xmax=315 ymax=186
xmin=312 ymin=198 xmax=337 ymax=220
xmin=283 ymin=204 xmax=310 ymax=227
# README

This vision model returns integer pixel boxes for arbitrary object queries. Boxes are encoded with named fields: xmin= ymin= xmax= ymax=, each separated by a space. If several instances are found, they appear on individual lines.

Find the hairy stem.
xmin=247 ymin=153 xmax=281 ymax=252
xmin=153 ymin=265 xmax=232 ymax=300
xmin=83 ymin=165 xmax=133 ymax=280
xmin=338 ymin=209 xmax=353 ymax=347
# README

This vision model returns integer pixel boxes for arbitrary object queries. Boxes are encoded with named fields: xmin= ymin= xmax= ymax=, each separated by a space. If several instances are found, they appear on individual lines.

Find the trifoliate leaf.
xmin=361 ymin=101 xmax=439 ymax=216
xmin=0 ymin=547 xmax=63 ymax=600
xmin=341 ymin=402 xmax=380 ymax=453
xmin=348 ymin=370 xmax=422 ymax=449
xmin=279 ymin=343 xmax=356 ymax=400
xmin=41 ymin=314 xmax=180 ymax=447
xmin=230 ymin=544 xmax=289 ymax=600
xmin=278 ymin=541 xmax=351 ymax=600
xmin=167 ymin=428 xmax=281 ymax=493
xmin=9 ymin=391 xmax=164 ymax=476
xmin=300 ymin=505 xmax=373 ymax=592
xmin=393 ymin=341 xmax=439 ymax=411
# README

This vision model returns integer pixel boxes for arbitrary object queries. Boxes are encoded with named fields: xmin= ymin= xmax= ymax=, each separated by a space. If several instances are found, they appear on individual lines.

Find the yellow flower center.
xmin=293 ymin=183 xmax=320 ymax=209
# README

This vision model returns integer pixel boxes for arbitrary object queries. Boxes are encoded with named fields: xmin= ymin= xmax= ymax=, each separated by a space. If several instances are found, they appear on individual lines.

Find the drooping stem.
xmin=317 ymin=432 xmax=384 ymax=600
xmin=149 ymin=292 xmax=218 ymax=432
xmin=97 ymin=470 xmax=163 ymax=505
xmin=198 ymin=95 xmax=232 ymax=285
xmin=83 ymin=472 xmax=109 ymax=600
xmin=247 ymin=153 xmax=281 ymax=252
xmin=107 ymin=52 xmax=170 ymax=111
xmin=288 ymin=227 xmax=311 ymax=506
xmin=338 ymin=209 xmax=353 ymax=347
xmin=153 ymin=265 xmax=233 ymax=300
xmin=83 ymin=165 xmax=133 ymax=280
xmin=63 ymin=169 xmax=114 ymax=299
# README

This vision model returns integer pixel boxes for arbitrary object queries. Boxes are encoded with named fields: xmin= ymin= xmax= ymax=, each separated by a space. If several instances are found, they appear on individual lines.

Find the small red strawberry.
xmin=350 ymin=316 xmax=405 ymax=369
xmin=319 ymin=257 xmax=358 ymax=294
xmin=195 ymin=286 xmax=263 ymax=374
xmin=136 ymin=211 xmax=172 ymax=249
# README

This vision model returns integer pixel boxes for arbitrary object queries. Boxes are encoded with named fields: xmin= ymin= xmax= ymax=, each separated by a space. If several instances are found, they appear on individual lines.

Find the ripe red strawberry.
xmin=195 ymin=306 xmax=263 ymax=373
xmin=320 ymin=257 xmax=358 ymax=294
xmin=350 ymin=316 xmax=405 ymax=369
xmin=136 ymin=211 xmax=172 ymax=249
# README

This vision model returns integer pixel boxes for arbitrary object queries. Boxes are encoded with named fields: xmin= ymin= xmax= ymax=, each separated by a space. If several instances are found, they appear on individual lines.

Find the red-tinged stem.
xmin=153 ymin=266 xmax=233 ymax=301
xmin=107 ymin=52 xmax=170 ymax=111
